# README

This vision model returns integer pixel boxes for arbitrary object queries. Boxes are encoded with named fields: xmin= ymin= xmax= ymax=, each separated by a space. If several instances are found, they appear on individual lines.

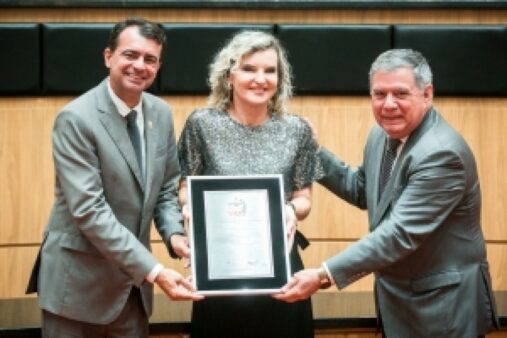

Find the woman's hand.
xmin=181 ymin=203 xmax=190 ymax=223
xmin=285 ymin=203 xmax=297 ymax=253
xmin=170 ymin=233 xmax=190 ymax=259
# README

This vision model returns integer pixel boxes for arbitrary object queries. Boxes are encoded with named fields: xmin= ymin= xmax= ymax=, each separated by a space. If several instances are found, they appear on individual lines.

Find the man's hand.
xmin=155 ymin=268 xmax=203 ymax=301
xmin=303 ymin=117 xmax=320 ymax=150
xmin=170 ymin=233 xmax=190 ymax=259
xmin=272 ymin=269 xmax=321 ymax=303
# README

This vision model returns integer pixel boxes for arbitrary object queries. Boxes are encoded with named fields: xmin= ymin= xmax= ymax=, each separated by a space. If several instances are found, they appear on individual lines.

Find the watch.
xmin=317 ymin=266 xmax=332 ymax=289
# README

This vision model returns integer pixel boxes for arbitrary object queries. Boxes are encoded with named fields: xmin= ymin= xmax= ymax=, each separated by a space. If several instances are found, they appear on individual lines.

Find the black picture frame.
xmin=187 ymin=175 xmax=290 ymax=295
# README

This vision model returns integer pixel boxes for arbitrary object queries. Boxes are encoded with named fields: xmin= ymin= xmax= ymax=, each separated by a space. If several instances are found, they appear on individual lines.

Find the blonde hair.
xmin=207 ymin=30 xmax=293 ymax=117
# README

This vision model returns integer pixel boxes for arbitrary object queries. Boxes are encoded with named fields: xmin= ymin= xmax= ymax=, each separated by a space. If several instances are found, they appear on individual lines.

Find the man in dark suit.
xmin=26 ymin=17 xmax=202 ymax=338
xmin=275 ymin=49 xmax=499 ymax=338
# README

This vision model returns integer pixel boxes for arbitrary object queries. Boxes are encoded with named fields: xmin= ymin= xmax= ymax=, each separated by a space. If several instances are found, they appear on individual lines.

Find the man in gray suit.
xmin=26 ymin=18 xmax=202 ymax=337
xmin=275 ymin=49 xmax=499 ymax=337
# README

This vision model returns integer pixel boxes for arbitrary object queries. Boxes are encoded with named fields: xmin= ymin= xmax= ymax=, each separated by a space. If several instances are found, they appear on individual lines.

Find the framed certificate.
xmin=187 ymin=175 xmax=291 ymax=295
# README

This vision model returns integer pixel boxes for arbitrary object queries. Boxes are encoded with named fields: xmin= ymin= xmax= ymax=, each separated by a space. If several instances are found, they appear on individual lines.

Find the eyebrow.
xmin=121 ymin=49 xmax=160 ymax=62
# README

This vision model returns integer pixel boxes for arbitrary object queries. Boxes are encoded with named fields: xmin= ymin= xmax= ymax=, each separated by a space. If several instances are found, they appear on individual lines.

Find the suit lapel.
xmin=142 ymin=97 xmax=158 ymax=202
xmin=371 ymin=108 xmax=437 ymax=228
xmin=96 ymin=80 xmax=145 ymax=191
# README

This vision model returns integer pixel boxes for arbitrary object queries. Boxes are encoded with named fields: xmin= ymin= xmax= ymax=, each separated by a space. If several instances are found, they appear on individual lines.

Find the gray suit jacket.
xmin=318 ymin=108 xmax=499 ymax=338
xmin=26 ymin=79 xmax=184 ymax=324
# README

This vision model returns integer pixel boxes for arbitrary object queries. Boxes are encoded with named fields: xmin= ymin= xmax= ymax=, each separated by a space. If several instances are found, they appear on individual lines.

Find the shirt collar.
xmin=106 ymin=78 xmax=143 ymax=118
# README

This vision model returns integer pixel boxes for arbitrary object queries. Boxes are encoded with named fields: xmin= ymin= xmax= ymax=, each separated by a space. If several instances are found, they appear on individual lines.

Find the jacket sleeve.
xmin=317 ymin=146 xmax=367 ymax=210
xmin=326 ymin=149 xmax=467 ymax=289
xmin=52 ymin=110 xmax=157 ymax=286
xmin=152 ymin=106 xmax=185 ymax=258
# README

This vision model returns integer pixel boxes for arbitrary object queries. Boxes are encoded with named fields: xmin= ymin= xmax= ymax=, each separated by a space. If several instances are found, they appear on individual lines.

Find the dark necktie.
xmin=126 ymin=110 xmax=144 ymax=179
xmin=378 ymin=137 xmax=400 ymax=199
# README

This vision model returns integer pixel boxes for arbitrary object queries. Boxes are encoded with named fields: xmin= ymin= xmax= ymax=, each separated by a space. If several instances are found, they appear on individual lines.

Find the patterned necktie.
xmin=378 ymin=137 xmax=401 ymax=199
xmin=126 ymin=110 xmax=144 ymax=179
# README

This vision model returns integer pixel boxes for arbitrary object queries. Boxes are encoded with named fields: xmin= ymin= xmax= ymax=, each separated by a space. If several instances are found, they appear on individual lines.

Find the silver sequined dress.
xmin=178 ymin=108 xmax=323 ymax=200
xmin=178 ymin=108 xmax=323 ymax=338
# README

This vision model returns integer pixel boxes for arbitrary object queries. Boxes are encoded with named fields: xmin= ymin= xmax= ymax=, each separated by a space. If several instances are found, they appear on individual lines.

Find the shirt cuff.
xmin=322 ymin=262 xmax=336 ymax=285
xmin=145 ymin=263 xmax=164 ymax=283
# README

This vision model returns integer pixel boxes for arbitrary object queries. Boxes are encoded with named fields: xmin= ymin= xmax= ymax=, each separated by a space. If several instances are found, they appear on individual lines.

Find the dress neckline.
xmin=224 ymin=110 xmax=274 ymax=131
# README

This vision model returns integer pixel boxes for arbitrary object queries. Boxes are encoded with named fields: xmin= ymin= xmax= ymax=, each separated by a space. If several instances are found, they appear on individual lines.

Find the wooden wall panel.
xmin=0 ymin=98 xmax=67 ymax=245
xmin=4 ymin=96 xmax=505 ymax=244
xmin=0 ymin=246 xmax=39 ymax=299
xmin=1 ymin=8 xmax=507 ymax=25
xmin=292 ymin=97 xmax=373 ymax=240
xmin=487 ymin=243 xmax=507 ymax=291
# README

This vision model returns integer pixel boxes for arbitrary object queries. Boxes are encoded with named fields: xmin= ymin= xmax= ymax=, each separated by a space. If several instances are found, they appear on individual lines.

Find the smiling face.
xmin=104 ymin=25 xmax=162 ymax=107
xmin=370 ymin=67 xmax=433 ymax=139
xmin=228 ymin=48 xmax=279 ymax=110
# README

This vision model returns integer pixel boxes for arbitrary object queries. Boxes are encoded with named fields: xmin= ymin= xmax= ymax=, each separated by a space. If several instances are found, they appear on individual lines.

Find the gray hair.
xmin=207 ymin=30 xmax=293 ymax=117
xmin=369 ymin=49 xmax=433 ymax=90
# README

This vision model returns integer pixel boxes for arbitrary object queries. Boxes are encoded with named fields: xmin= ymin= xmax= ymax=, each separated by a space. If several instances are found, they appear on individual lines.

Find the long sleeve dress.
xmin=178 ymin=108 xmax=323 ymax=338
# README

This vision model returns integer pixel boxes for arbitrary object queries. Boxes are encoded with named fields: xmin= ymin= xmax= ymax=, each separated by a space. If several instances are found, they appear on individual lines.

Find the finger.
xmin=272 ymin=293 xmax=285 ymax=301
xmin=280 ymin=277 xmax=298 ymax=293
xmin=166 ymin=284 xmax=186 ymax=300
xmin=182 ymin=205 xmax=191 ymax=221
xmin=190 ymin=292 xmax=205 ymax=301
xmin=178 ymin=276 xmax=195 ymax=290
xmin=180 ymin=246 xmax=190 ymax=258
xmin=171 ymin=286 xmax=204 ymax=301
xmin=273 ymin=291 xmax=298 ymax=303
xmin=286 ymin=276 xmax=300 ymax=289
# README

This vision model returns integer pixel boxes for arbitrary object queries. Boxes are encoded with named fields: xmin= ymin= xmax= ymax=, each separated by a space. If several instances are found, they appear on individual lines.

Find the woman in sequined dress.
xmin=177 ymin=30 xmax=323 ymax=338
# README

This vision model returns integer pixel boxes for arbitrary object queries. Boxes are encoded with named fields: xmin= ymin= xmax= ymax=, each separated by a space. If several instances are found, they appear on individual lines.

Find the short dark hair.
xmin=108 ymin=17 xmax=166 ymax=60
